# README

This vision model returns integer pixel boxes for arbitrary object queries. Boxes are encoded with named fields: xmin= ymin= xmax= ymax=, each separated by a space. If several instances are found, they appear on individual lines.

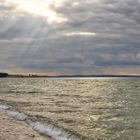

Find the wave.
xmin=0 ymin=102 xmax=82 ymax=140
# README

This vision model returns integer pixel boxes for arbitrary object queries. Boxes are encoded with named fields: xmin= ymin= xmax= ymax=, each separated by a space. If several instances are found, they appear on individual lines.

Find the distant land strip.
xmin=0 ymin=73 xmax=48 ymax=78
xmin=0 ymin=72 xmax=140 ymax=78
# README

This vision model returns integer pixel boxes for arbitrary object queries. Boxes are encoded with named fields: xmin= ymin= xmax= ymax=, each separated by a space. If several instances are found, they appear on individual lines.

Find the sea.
xmin=0 ymin=78 xmax=140 ymax=140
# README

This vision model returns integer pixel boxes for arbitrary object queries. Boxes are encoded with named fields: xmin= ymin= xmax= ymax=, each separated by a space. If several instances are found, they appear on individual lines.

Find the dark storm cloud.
xmin=0 ymin=0 xmax=140 ymax=74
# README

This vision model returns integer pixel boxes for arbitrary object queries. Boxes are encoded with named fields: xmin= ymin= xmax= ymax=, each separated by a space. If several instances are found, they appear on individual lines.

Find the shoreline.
xmin=0 ymin=102 xmax=82 ymax=140
xmin=0 ymin=107 xmax=51 ymax=140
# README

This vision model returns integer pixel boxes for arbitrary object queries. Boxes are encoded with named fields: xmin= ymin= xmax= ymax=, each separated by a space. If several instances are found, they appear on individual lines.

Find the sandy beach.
xmin=0 ymin=108 xmax=51 ymax=140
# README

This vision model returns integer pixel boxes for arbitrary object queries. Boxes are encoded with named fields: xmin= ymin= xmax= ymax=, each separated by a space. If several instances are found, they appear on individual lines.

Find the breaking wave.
xmin=0 ymin=102 xmax=82 ymax=140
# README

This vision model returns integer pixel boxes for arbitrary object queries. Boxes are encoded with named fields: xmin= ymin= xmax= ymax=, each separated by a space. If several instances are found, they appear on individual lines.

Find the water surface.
xmin=0 ymin=78 xmax=140 ymax=140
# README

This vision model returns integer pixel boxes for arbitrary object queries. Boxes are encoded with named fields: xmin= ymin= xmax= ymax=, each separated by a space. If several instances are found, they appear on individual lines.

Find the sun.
xmin=6 ymin=0 xmax=67 ymax=23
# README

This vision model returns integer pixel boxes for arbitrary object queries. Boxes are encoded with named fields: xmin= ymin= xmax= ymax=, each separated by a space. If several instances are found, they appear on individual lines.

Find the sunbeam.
xmin=6 ymin=0 xmax=67 ymax=23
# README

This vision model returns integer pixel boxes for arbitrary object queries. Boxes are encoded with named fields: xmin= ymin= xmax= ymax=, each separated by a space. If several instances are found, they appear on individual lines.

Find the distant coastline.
xmin=49 ymin=74 xmax=140 ymax=78
xmin=0 ymin=73 xmax=9 ymax=78
xmin=0 ymin=72 xmax=140 ymax=78
xmin=0 ymin=73 xmax=48 ymax=78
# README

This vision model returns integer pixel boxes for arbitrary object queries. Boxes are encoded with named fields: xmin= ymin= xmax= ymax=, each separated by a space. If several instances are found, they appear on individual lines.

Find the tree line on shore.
xmin=0 ymin=73 xmax=9 ymax=77
xmin=0 ymin=73 xmax=48 ymax=78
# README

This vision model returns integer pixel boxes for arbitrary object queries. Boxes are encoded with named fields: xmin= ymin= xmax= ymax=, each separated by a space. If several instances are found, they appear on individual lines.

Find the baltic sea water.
xmin=0 ymin=78 xmax=140 ymax=140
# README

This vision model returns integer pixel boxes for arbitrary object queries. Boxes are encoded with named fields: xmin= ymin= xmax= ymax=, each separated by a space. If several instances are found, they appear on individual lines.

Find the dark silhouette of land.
xmin=0 ymin=73 xmax=9 ymax=78
xmin=0 ymin=73 xmax=48 ymax=78
xmin=0 ymin=72 xmax=140 ymax=78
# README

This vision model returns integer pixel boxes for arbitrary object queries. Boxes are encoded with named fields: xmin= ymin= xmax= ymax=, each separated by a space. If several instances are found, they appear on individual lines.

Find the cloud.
xmin=0 ymin=0 xmax=140 ymax=75
xmin=65 ymin=32 xmax=96 ymax=36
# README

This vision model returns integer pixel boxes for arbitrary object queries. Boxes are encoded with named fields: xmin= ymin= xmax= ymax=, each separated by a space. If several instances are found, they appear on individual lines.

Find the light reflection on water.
xmin=0 ymin=78 xmax=140 ymax=140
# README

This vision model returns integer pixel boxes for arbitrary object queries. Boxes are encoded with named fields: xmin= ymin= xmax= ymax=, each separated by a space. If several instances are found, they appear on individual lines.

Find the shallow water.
xmin=0 ymin=78 xmax=140 ymax=140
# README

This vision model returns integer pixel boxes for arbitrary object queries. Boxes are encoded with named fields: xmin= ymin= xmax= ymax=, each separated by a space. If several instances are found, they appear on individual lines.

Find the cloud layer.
xmin=0 ymin=0 xmax=140 ymax=75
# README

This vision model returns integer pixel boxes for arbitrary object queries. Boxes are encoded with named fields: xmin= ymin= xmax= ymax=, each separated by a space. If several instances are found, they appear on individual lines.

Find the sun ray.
xmin=6 ymin=0 xmax=67 ymax=23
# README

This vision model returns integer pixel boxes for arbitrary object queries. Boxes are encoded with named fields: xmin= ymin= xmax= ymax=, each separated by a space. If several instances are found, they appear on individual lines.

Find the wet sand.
xmin=0 ymin=108 xmax=51 ymax=140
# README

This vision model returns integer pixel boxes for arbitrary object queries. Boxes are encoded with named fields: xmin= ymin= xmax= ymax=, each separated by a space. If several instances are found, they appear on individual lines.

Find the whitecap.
xmin=0 ymin=104 xmax=10 ymax=110
xmin=8 ymin=111 xmax=28 ymax=121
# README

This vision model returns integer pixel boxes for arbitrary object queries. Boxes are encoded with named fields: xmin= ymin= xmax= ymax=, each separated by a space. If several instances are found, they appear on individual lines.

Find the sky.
xmin=0 ymin=0 xmax=140 ymax=75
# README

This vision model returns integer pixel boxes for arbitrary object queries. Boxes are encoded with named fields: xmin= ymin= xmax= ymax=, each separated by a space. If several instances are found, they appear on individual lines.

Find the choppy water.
xmin=0 ymin=78 xmax=140 ymax=140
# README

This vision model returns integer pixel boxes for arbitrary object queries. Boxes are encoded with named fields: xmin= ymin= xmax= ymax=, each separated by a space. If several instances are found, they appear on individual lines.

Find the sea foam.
xmin=0 ymin=104 xmax=10 ymax=110
xmin=0 ymin=102 xmax=81 ymax=140
xmin=31 ymin=122 xmax=80 ymax=140
xmin=8 ymin=111 xmax=27 ymax=121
